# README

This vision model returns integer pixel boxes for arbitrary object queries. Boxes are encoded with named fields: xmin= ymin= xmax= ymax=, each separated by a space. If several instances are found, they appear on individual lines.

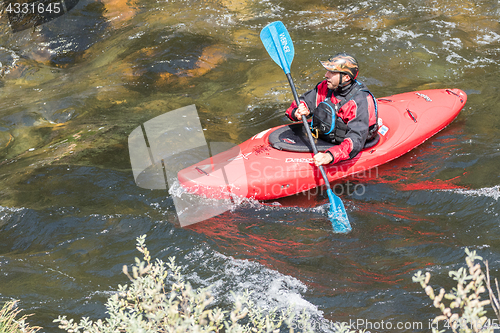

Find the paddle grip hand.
xmin=313 ymin=152 xmax=334 ymax=166
xmin=295 ymin=103 xmax=310 ymax=120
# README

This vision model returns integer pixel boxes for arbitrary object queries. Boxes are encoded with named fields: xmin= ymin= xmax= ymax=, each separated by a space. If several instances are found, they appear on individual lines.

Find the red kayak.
xmin=177 ymin=88 xmax=467 ymax=201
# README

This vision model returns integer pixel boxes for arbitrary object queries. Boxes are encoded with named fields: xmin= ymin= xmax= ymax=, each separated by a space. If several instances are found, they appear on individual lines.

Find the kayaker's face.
xmin=325 ymin=71 xmax=349 ymax=89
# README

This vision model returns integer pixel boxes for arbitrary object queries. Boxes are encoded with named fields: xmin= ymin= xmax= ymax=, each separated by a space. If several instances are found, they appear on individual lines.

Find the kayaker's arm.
xmin=285 ymin=81 xmax=325 ymax=121
xmin=324 ymin=140 xmax=352 ymax=164
xmin=285 ymin=101 xmax=302 ymax=121
xmin=286 ymin=99 xmax=312 ymax=121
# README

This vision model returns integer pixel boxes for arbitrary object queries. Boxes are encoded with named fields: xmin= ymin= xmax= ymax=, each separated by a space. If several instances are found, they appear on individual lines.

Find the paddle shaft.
xmin=259 ymin=21 xmax=350 ymax=231
xmin=286 ymin=73 xmax=333 ymax=191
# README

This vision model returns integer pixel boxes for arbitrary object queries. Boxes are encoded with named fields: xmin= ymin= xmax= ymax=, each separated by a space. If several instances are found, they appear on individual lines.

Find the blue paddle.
xmin=260 ymin=21 xmax=351 ymax=233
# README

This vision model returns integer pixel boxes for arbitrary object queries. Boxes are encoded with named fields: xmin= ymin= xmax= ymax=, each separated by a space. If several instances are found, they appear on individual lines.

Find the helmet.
xmin=320 ymin=53 xmax=359 ymax=80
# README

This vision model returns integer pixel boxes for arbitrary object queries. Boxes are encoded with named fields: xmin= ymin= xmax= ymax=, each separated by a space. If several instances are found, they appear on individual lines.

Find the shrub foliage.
xmin=55 ymin=235 xmax=361 ymax=333
xmin=0 ymin=300 xmax=40 ymax=333
xmin=413 ymin=248 xmax=500 ymax=333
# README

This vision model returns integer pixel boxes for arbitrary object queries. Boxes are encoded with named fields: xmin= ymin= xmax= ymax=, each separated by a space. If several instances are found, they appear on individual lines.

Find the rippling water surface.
xmin=1 ymin=0 xmax=499 ymax=331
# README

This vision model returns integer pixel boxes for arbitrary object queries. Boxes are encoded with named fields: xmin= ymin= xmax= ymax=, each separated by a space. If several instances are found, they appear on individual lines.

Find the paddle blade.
xmin=327 ymin=189 xmax=351 ymax=233
xmin=260 ymin=21 xmax=295 ymax=74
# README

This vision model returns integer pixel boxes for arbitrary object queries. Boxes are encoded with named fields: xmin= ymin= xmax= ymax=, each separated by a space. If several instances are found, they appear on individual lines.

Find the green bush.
xmin=55 ymin=235 xmax=362 ymax=333
xmin=413 ymin=248 xmax=500 ymax=333
xmin=0 ymin=300 xmax=40 ymax=333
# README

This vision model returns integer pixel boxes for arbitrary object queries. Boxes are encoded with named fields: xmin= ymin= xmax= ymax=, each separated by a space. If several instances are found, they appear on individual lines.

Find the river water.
xmin=0 ymin=0 xmax=499 ymax=331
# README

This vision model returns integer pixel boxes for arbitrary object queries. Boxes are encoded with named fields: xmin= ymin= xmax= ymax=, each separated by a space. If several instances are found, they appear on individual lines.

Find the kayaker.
xmin=285 ymin=53 xmax=378 ymax=166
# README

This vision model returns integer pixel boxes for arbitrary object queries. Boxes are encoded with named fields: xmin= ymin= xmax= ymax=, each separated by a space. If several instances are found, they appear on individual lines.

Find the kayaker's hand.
xmin=294 ymin=103 xmax=310 ymax=120
xmin=313 ymin=152 xmax=333 ymax=166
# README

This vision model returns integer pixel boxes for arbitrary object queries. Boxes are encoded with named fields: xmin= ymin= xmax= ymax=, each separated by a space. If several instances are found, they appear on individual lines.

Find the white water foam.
xmin=449 ymin=186 xmax=500 ymax=201
xmin=476 ymin=30 xmax=500 ymax=46
xmin=0 ymin=206 xmax=24 ymax=228
xmin=168 ymin=178 xmax=331 ymax=219
xmin=376 ymin=28 xmax=425 ymax=44
xmin=0 ymin=47 xmax=20 ymax=76
xmin=183 ymin=245 xmax=335 ymax=331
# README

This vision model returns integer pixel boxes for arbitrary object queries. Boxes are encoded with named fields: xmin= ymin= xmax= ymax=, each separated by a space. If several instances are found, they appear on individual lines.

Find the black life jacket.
xmin=311 ymin=82 xmax=378 ymax=144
